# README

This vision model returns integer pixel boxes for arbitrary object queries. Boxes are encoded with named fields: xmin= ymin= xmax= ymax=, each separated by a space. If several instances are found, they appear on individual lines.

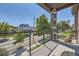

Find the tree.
xmin=70 ymin=24 xmax=74 ymax=33
xmin=0 ymin=22 xmax=11 ymax=38
xmin=58 ymin=21 xmax=70 ymax=32
xmin=13 ymin=33 xmax=26 ymax=49
xmin=36 ymin=14 xmax=50 ymax=42
xmin=57 ymin=22 xmax=61 ymax=32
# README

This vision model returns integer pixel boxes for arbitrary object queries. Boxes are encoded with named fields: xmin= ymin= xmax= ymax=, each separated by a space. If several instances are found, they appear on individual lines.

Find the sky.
xmin=0 ymin=3 xmax=74 ymax=27
xmin=57 ymin=6 xmax=74 ymax=25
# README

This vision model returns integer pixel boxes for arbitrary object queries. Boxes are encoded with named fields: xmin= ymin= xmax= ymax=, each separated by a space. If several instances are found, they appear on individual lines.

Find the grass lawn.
xmin=59 ymin=32 xmax=74 ymax=40
xmin=62 ymin=32 xmax=72 ymax=37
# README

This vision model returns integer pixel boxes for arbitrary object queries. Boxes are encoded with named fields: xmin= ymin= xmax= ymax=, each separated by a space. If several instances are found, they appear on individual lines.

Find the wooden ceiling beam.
xmin=57 ymin=3 xmax=77 ymax=11
xmin=37 ymin=3 xmax=77 ymax=13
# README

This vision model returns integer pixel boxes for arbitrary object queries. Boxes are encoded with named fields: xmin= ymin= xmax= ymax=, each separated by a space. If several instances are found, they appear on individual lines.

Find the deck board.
xmin=49 ymin=44 xmax=75 ymax=56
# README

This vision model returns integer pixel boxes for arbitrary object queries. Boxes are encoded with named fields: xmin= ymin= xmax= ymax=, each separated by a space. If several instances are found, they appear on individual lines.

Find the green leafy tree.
xmin=0 ymin=22 xmax=11 ymax=38
xmin=13 ymin=33 xmax=26 ymax=48
xmin=58 ymin=21 xmax=70 ymax=32
xmin=70 ymin=24 xmax=74 ymax=33
xmin=36 ymin=14 xmax=50 ymax=41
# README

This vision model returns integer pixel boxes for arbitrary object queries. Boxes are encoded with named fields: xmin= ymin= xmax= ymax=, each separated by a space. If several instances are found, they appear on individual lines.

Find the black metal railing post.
xmin=29 ymin=31 xmax=31 ymax=56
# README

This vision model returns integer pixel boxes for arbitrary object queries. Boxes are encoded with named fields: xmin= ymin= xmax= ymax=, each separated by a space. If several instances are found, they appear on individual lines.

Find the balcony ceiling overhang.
xmin=38 ymin=3 xmax=77 ymax=13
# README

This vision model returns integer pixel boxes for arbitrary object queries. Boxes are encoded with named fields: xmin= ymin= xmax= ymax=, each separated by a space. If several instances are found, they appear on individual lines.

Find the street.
xmin=0 ymin=35 xmax=44 ymax=55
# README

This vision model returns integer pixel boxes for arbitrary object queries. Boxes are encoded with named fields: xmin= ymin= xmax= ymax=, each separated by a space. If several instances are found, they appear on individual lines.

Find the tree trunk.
xmin=51 ymin=30 xmax=52 ymax=40
xmin=43 ymin=34 xmax=45 ymax=43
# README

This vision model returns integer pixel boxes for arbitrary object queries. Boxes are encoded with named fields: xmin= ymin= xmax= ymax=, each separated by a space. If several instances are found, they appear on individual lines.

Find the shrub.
xmin=64 ymin=35 xmax=73 ymax=43
xmin=13 ymin=33 xmax=26 ymax=44
xmin=0 ymin=48 xmax=9 ymax=56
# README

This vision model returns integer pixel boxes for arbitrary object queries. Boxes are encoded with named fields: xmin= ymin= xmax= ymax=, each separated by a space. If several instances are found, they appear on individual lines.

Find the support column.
xmin=74 ymin=13 xmax=78 ymax=43
xmin=77 ymin=11 xmax=79 ymax=44
xmin=72 ymin=4 xmax=79 ymax=44
xmin=51 ymin=8 xmax=57 ymax=40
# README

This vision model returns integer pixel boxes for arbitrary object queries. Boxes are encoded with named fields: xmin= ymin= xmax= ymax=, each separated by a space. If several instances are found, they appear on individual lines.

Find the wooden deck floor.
xmin=49 ymin=44 xmax=75 ymax=56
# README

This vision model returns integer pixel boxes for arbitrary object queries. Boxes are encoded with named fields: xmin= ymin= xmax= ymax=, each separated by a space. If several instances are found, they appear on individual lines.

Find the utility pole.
xmin=33 ymin=17 xmax=35 ymax=43
xmin=33 ymin=17 xmax=35 ymax=28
